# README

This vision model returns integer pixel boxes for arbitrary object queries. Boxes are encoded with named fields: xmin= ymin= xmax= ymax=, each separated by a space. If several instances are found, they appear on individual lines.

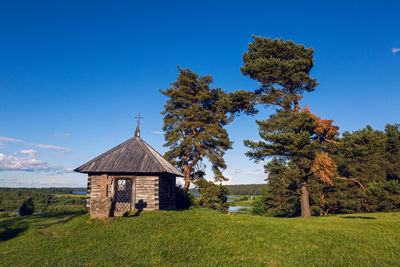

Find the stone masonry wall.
xmin=88 ymin=174 xmax=113 ymax=218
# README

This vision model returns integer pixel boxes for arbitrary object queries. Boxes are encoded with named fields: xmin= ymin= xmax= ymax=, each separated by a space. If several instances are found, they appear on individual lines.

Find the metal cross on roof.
xmin=134 ymin=113 xmax=144 ymax=138
xmin=135 ymin=113 xmax=144 ymax=127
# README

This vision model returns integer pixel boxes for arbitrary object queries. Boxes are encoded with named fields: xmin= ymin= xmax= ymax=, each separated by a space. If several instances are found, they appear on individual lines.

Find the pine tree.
xmin=161 ymin=68 xmax=233 ymax=191
xmin=263 ymin=158 xmax=301 ymax=216
xmin=241 ymin=37 xmax=320 ymax=217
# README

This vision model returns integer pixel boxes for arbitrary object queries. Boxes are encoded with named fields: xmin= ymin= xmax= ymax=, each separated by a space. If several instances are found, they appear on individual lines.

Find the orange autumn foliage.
xmin=311 ymin=152 xmax=335 ymax=186
xmin=304 ymin=106 xmax=365 ymax=190
xmin=311 ymin=151 xmax=366 ymax=190
xmin=303 ymin=105 xmax=340 ymax=142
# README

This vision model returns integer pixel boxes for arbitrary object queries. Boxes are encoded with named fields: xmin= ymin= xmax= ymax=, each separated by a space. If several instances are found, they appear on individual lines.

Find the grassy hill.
xmin=1 ymin=209 xmax=400 ymax=266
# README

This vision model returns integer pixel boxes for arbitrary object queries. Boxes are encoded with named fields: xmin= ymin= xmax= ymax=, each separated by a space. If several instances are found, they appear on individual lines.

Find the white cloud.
xmin=64 ymin=167 xmax=75 ymax=173
xmin=219 ymin=180 xmax=232 ymax=185
xmin=29 ymin=143 xmax=73 ymax=153
xmin=226 ymin=168 xmax=265 ymax=177
xmin=20 ymin=149 xmax=38 ymax=158
xmin=50 ymin=133 xmax=71 ymax=138
xmin=392 ymin=48 xmax=400 ymax=54
xmin=151 ymin=131 xmax=163 ymax=135
xmin=0 ymin=152 xmax=48 ymax=171
xmin=0 ymin=136 xmax=73 ymax=154
xmin=0 ymin=136 xmax=24 ymax=143
xmin=258 ymin=160 xmax=270 ymax=166
xmin=0 ymin=151 xmax=71 ymax=174
xmin=223 ymin=168 xmax=267 ymax=184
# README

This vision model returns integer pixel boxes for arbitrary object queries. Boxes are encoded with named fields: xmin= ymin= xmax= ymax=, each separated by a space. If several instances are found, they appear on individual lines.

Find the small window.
xmin=117 ymin=179 xmax=127 ymax=191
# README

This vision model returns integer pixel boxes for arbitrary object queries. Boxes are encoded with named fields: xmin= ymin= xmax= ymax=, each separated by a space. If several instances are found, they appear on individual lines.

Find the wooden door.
xmin=114 ymin=178 xmax=132 ymax=214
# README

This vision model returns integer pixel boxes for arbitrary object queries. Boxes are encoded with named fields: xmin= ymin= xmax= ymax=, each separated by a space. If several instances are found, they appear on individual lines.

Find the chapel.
xmin=74 ymin=119 xmax=183 ymax=218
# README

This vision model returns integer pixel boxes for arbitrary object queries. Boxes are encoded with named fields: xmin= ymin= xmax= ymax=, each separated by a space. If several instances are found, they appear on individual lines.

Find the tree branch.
xmin=337 ymin=177 xmax=366 ymax=191
xmin=325 ymin=139 xmax=339 ymax=145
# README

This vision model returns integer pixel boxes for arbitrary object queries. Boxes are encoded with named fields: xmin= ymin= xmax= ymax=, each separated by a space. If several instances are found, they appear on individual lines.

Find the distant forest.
xmin=0 ymin=188 xmax=86 ymax=212
xmin=225 ymin=184 xmax=266 ymax=195
xmin=189 ymin=184 xmax=266 ymax=195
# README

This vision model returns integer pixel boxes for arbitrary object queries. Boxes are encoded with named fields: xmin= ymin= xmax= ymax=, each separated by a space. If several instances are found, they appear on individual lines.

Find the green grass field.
xmin=1 ymin=209 xmax=399 ymax=266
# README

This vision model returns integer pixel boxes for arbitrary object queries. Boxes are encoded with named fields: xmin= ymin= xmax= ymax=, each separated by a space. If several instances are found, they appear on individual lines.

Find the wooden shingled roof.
xmin=74 ymin=137 xmax=183 ymax=176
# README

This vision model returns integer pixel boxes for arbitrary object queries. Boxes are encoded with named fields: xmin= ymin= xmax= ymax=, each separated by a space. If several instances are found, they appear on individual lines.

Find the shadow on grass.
xmin=35 ymin=211 xmax=86 ymax=229
xmin=342 ymin=216 xmax=376 ymax=220
xmin=0 ymin=211 xmax=86 ymax=242
xmin=122 ymin=209 xmax=143 ymax=217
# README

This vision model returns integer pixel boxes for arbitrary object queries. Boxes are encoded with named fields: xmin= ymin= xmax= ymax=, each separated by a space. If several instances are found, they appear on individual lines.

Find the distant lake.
xmin=72 ymin=191 xmax=86 ymax=195
xmin=192 ymin=194 xmax=248 ymax=211
xmin=228 ymin=206 xmax=250 ymax=212
xmin=193 ymin=193 xmax=237 ymax=198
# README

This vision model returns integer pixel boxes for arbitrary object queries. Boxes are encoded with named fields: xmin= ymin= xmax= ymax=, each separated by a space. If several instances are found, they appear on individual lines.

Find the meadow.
xmin=1 ymin=209 xmax=399 ymax=266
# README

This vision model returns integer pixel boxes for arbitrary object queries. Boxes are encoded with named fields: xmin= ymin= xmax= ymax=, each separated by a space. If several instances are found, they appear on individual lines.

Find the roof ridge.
xmin=74 ymin=137 xmax=137 ymax=172
xmin=136 ymin=138 xmax=166 ymax=172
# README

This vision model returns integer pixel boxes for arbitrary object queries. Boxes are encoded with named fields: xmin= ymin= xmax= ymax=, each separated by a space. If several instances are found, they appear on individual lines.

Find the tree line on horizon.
xmin=160 ymin=36 xmax=400 ymax=217
xmin=0 ymin=188 xmax=86 ymax=213
xmin=190 ymin=184 xmax=266 ymax=196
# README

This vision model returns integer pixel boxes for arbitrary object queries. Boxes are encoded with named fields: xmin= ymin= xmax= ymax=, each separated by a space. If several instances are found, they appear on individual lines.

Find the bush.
xmin=251 ymin=196 xmax=268 ymax=215
xmin=196 ymin=178 xmax=230 ymax=213
xmin=251 ymin=186 xmax=300 ymax=217
xmin=19 ymin=198 xmax=34 ymax=216
xmin=175 ymin=186 xmax=193 ymax=210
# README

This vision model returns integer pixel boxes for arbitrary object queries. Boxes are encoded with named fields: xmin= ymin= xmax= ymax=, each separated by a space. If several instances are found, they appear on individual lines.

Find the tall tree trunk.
xmin=182 ymin=151 xmax=200 ymax=193
xmin=183 ymin=162 xmax=190 ymax=192
xmin=300 ymin=181 xmax=311 ymax=218
xmin=183 ymin=172 xmax=190 ymax=192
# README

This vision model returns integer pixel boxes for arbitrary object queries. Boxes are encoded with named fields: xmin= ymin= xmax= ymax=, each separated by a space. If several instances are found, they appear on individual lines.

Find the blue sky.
xmin=0 ymin=0 xmax=399 ymax=187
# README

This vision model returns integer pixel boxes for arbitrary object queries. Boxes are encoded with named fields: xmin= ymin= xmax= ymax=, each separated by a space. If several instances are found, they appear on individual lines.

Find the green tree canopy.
xmin=330 ymin=124 xmax=400 ymax=184
xmin=241 ymin=36 xmax=318 ymax=111
xmin=161 ymin=68 xmax=233 ymax=191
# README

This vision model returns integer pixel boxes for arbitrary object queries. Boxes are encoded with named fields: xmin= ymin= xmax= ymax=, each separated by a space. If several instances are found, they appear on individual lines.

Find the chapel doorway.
xmin=113 ymin=178 xmax=132 ymax=215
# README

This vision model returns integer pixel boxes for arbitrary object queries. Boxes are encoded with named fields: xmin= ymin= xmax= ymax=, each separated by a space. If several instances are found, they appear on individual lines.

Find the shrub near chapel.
xmin=196 ymin=178 xmax=229 ymax=213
